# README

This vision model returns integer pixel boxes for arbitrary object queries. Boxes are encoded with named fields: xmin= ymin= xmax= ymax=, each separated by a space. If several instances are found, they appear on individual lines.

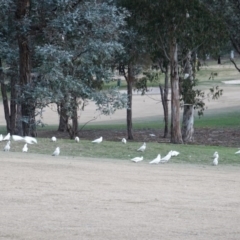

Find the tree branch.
xmin=230 ymin=58 xmax=240 ymax=72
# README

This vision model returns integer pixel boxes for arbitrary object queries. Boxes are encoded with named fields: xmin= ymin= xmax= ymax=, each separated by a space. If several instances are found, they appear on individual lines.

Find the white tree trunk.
xmin=182 ymin=50 xmax=194 ymax=142
xmin=170 ymin=38 xmax=182 ymax=144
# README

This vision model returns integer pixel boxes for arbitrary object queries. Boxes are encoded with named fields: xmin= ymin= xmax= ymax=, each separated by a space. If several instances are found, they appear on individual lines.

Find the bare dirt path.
xmin=1 ymin=153 xmax=240 ymax=240
xmin=0 ymin=85 xmax=239 ymax=126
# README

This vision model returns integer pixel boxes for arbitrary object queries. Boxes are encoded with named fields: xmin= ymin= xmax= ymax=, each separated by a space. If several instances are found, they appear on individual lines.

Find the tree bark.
xmin=170 ymin=39 xmax=183 ymax=143
xmin=182 ymin=105 xmax=194 ymax=142
xmin=0 ymin=59 xmax=11 ymax=133
xmin=57 ymin=102 xmax=69 ymax=132
xmin=182 ymin=50 xmax=194 ymax=142
xmin=159 ymin=64 xmax=169 ymax=138
xmin=71 ymin=97 xmax=78 ymax=139
xmin=66 ymin=97 xmax=78 ymax=139
xmin=15 ymin=104 xmax=23 ymax=136
xmin=10 ymin=76 xmax=17 ymax=134
xmin=16 ymin=0 xmax=34 ymax=136
xmin=126 ymin=63 xmax=134 ymax=140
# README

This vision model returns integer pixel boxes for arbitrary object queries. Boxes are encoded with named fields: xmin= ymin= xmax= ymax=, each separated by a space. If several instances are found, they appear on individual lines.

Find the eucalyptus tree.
xmin=120 ymin=0 xmax=192 ymax=143
xmin=31 ymin=0 xmax=129 ymax=138
xmin=178 ymin=2 xmax=227 ymax=142
xmin=0 ymin=0 xmax=128 ymax=138
xmin=116 ymin=0 xmax=149 ymax=140
xmin=119 ymin=0 xmax=227 ymax=143
xmin=0 ymin=0 xmax=57 ymax=136
xmin=0 ymin=0 xmax=20 ymax=134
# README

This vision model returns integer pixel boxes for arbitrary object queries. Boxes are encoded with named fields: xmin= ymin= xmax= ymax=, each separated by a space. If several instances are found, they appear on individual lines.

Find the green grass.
xmin=34 ymin=110 xmax=240 ymax=134
xmin=194 ymin=111 xmax=240 ymax=128
xmin=79 ymin=110 xmax=240 ymax=130
xmin=2 ymin=138 xmax=239 ymax=165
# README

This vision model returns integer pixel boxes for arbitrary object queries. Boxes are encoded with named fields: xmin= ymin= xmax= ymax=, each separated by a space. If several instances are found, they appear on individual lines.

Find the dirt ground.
xmin=1 ymin=152 xmax=240 ymax=240
xmin=1 ymin=84 xmax=240 ymax=239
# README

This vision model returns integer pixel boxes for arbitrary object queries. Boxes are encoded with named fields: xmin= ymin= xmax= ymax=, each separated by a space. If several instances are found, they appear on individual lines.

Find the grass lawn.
xmin=1 ymin=137 xmax=239 ymax=165
xmin=0 ymin=109 xmax=239 ymax=165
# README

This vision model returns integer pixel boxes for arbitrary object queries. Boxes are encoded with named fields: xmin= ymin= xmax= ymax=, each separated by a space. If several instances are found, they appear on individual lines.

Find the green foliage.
xmin=180 ymin=78 xmax=206 ymax=117
xmin=135 ymin=70 xmax=161 ymax=95
xmin=0 ymin=0 xmax=129 ymax=124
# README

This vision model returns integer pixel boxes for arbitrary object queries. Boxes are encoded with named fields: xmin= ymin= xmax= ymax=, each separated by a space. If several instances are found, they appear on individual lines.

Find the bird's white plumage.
xmin=235 ymin=149 xmax=240 ymax=154
xmin=137 ymin=142 xmax=146 ymax=152
xmin=3 ymin=141 xmax=10 ymax=151
xmin=122 ymin=138 xmax=127 ymax=144
xmin=12 ymin=135 xmax=24 ymax=141
xmin=149 ymin=134 xmax=156 ymax=137
xmin=212 ymin=151 xmax=219 ymax=166
xmin=51 ymin=136 xmax=57 ymax=142
xmin=92 ymin=136 xmax=103 ymax=143
xmin=171 ymin=150 xmax=180 ymax=156
xmin=52 ymin=147 xmax=60 ymax=156
xmin=149 ymin=154 xmax=161 ymax=164
xmin=75 ymin=136 xmax=80 ymax=142
xmin=160 ymin=151 xmax=172 ymax=163
xmin=22 ymin=143 xmax=28 ymax=153
xmin=24 ymin=136 xmax=37 ymax=144
xmin=131 ymin=156 xmax=143 ymax=163
xmin=3 ymin=133 xmax=10 ymax=141
xmin=0 ymin=134 xmax=3 ymax=141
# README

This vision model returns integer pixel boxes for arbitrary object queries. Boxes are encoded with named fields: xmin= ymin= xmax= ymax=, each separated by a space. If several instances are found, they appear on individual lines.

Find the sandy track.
xmin=1 ymin=153 xmax=240 ymax=240
xmin=0 ymin=85 xmax=239 ymax=127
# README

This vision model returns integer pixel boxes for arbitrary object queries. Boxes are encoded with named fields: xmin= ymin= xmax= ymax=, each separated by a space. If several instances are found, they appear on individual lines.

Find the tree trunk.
xmin=126 ymin=63 xmax=134 ymax=140
xmin=170 ymin=39 xmax=183 ymax=143
xmin=57 ymin=102 xmax=69 ymax=132
xmin=16 ymin=0 xmax=34 ymax=136
xmin=71 ymin=97 xmax=78 ymax=139
xmin=10 ymin=76 xmax=17 ymax=134
xmin=159 ymin=65 xmax=169 ymax=138
xmin=15 ymin=104 xmax=23 ymax=136
xmin=0 ymin=59 xmax=11 ymax=133
xmin=182 ymin=105 xmax=194 ymax=142
xmin=182 ymin=50 xmax=194 ymax=142
xmin=67 ymin=97 xmax=78 ymax=139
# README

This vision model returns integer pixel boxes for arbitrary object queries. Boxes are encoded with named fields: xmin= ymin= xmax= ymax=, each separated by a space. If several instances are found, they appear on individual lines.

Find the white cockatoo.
xmin=92 ymin=136 xmax=103 ymax=143
xmin=131 ymin=156 xmax=143 ymax=163
xmin=121 ymin=138 xmax=127 ymax=144
xmin=149 ymin=134 xmax=156 ymax=137
xmin=75 ymin=136 xmax=80 ymax=143
xmin=22 ymin=143 xmax=28 ymax=153
xmin=51 ymin=136 xmax=57 ymax=142
xmin=12 ymin=135 xmax=24 ymax=141
xmin=3 ymin=133 xmax=10 ymax=141
xmin=52 ymin=147 xmax=60 ymax=156
xmin=3 ymin=141 xmax=10 ymax=151
xmin=149 ymin=154 xmax=161 ymax=164
xmin=24 ymin=136 xmax=37 ymax=144
xmin=171 ymin=150 xmax=180 ymax=156
xmin=160 ymin=151 xmax=173 ymax=163
xmin=212 ymin=151 xmax=219 ymax=166
xmin=137 ymin=142 xmax=146 ymax=152
xmin=235 ymin=149 xmax=240 ymax=154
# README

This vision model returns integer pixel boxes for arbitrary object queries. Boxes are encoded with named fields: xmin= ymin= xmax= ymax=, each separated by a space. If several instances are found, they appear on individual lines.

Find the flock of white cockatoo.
xmin=0 ymin=132 xmax=235 ymax=165
xmin=0 ymin=133 xmax=100 ymax=156
xmin=131 ymin=141 xmax=180 ymax=164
